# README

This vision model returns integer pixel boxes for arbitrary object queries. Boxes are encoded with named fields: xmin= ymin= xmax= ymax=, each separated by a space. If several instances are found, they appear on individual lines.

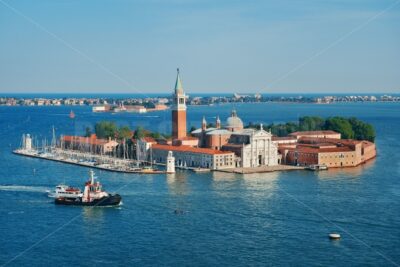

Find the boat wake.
xmin=0 ymin=185 xmax=50 ymax=193
xmin=8 ymin=211 xmax=25 ymax=215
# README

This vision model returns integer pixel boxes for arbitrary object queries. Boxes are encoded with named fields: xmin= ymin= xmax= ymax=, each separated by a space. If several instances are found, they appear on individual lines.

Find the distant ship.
xmin=69 ymin=110 xmax=75 ymax=119
xmin=51 ymin=170 xmax=121 ymax=206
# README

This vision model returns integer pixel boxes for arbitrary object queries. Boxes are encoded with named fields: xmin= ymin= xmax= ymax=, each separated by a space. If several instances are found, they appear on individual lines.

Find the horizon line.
xmin=0 ymin=91 xmax=399 ymax=95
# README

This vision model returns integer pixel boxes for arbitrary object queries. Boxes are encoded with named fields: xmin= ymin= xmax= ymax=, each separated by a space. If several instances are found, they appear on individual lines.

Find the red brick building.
xmin=61 ymin=134 xmax=119 ymax=154
xmin=279 ymin=136 xmax=376 ymax=167
xmin=289 ymin=130 xmax=341 ymax=140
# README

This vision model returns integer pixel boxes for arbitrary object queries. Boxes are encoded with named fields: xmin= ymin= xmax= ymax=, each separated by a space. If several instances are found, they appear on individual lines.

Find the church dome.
xmin=226 ymin=110 xmax=243 ymax=132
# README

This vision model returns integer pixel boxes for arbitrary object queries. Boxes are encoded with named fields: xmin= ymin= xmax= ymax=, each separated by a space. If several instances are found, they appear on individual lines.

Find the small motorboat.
xmin=329 ymin=233 xmax=341 ymax=240
xmin=53 ymin=170 xmax=121 ymax=207
xmin=306 ymin=164 xmax=328 ymax=171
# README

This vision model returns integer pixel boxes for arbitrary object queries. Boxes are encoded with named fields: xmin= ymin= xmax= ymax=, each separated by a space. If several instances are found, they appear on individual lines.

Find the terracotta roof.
xmin=299 ymin=137 xmax=362 ymax=146
xmin=177 ymin=136 xmax=199 ymax=141
xmin=289 ymin=130 xmax=340 ymax=136
xmin=62 ymin=135 xmax=113 ymax=146
xmin=284 ymin=146 xmax=353 ymax=153
xmin=272 ymin=136 xmax=297 ymax=141
xmin=141 ymin=137 xmax=157 ymax=143
xmin=222 ymin=143 xmax=245 ymax=148
xmin=297 ymin=143 xmax=337 ymax=148
xmin=152 ymin=144 xmax=233 ymax=155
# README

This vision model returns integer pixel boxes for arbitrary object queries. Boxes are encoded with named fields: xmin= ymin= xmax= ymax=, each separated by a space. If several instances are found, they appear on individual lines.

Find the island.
xmin=13 ymin=69 xmax=377 ymax=174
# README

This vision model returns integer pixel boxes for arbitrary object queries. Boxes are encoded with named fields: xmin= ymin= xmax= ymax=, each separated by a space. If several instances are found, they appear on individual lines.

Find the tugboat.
xmin=54 ymin=170 xmax=122 ymax=206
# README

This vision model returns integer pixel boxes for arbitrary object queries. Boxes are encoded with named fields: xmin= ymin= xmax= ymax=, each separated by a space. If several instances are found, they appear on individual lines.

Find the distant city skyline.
xmin=0 ymin=0 xmax=399 ymax=94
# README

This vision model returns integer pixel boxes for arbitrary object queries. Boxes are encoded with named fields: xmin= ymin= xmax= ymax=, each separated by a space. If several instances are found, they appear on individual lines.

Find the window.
xmin=179 ymin=98 xmax=184 ymax=104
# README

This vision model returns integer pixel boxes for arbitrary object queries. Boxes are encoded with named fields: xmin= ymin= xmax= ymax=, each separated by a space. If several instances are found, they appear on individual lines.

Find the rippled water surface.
xmin=0 ymin=102 xmax=399 ymax=266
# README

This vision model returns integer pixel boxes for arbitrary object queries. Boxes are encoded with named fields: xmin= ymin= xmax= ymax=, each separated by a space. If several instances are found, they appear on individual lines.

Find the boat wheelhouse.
xmin=48 ymin=185 xmax=82 ymax=199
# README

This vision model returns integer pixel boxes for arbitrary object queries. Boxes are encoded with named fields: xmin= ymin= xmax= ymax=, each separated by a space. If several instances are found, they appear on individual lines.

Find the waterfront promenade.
xmin=217 ymin=165 xmax=305 ymax=174
xmin=13 ymin=147 xmax=302 ymax=174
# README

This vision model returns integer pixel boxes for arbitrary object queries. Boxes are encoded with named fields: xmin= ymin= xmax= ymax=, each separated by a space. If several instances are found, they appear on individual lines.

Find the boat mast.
xmin=51 ymin=126 xmax=56 ymax=149
xmin=21 ymin=134 xmax=25 ymax=150
xmin=150 ymin=146 xmax=153 ymax=167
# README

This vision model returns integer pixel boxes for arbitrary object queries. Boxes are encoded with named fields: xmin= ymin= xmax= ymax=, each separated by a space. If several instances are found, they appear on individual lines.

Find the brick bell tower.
xmin=172 ymin=68 xmax=187 ymax=140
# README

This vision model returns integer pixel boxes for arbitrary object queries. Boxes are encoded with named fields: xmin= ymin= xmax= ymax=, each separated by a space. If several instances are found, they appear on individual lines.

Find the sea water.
xmin=0 ymin=102 xmax=399 ymax=266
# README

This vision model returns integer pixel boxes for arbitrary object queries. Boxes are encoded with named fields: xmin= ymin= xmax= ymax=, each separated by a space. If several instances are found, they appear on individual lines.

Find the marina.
xmin=13 ymin=133 xmax=167 ymax=174
xmin=13 ymin=147 xmax=166 ymax=174
xmin=12 ymin=133 xmax=209 ymax=174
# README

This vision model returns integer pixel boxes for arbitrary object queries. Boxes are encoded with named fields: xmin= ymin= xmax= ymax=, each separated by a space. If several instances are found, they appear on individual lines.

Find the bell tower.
xmin=202 ymin=116 xmax=207 ymax=131
xmin=216 ymin=116 xmax=221 ymax=129
xmin=172 ymin=68 xmax=187 ymax=139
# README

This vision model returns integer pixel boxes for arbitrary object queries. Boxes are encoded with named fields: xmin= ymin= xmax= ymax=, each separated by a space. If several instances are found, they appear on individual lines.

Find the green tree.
xmin=243 ymin=116 xmax=374 ymax=142
xmin=133 ymin=126 xmax=145 ymax=139
xmin=285 ymin=122 xmax=298 ymax=134
xmin=118 ymin=126 xmax=132 ymax=139
xmin=277 ymin=124 xmax=288 ymax=136
xmin=84 ymin=127 xmax=92 ymax=137
xmin=150 ymin=132 xmax=162 ymax=139
xmin=348 ymin=117 xmax=376 ymax=142
xmin=325 ymin=117 xmax=354 ymax=139
xmin=95 ymin=121 xmax=118 ymax=139
xmin=299 ymin=116 xmax=325 ymax=131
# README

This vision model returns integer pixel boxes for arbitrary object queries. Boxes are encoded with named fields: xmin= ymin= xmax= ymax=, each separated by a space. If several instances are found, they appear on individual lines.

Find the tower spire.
xmin=216 ymin=116 xmax=221 ymax=129
xmin=202 ymin=116 xmax=207 ymax=131
xmin=175 ymin=68 xmax=184 ymax=94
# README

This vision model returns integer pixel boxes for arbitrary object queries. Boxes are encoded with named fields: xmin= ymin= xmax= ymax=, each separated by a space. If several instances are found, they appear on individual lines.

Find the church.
xmin=146 ymin=69 xmax=279 ymax=169
xmin=191 ymin=111 xmax=279 ymax=168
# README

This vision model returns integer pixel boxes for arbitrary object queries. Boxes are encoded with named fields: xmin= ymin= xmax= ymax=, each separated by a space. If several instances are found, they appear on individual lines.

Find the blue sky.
xmin=0 ymin=0 xmax=399 ymax=94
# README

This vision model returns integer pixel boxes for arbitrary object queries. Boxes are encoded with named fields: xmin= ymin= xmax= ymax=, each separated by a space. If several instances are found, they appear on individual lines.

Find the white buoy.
xmin=329 ymin=233 xmax=341 ymax=240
